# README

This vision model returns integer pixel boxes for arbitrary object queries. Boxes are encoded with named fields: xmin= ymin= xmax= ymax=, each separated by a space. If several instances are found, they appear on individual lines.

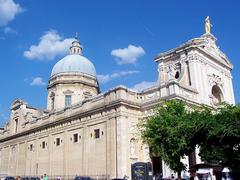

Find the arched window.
xmin=175 ymin=71 xmax=180 ymax=79
xmin=212 ymin=85 xmax=223 ymax=105
xmin=15 ymin=119 xmax=18 ymax=133
xmin=50 ymin=92 xmax=55 ymax=110
xmin=65 ymin=95 xmax=72 ymax=107
xmin=51 ymin=97 xmax=55 ymax=110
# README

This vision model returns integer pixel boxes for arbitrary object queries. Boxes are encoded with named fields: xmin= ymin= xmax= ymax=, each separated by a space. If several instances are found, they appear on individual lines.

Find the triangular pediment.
xmin=196 ymin=33 xmax=232 ymax=68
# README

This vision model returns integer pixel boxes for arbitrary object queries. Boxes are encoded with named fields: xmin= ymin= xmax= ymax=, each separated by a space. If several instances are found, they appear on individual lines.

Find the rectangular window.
xmin=94 ymin=129 xmax=100 ymax=139
xmin=30 ymin=144 xmax=33 ymax=151
xmin=42 ymin=141 xmax=46 ymax=149
xmin=56 ymin=138 xmax=60 ymax=146
xmin=65 ymin=95 xmax=72 ymax=107
xmin=73 ymin=133 xmax=78 ymax=143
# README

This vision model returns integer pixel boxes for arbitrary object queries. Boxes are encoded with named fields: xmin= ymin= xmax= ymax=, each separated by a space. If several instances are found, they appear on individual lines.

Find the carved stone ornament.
xmin=168 ymin=64 xmax=176 ymax=80
xmin=63 ymin=90 xmax=74 ymax=94
xmin=208 ymin=73 xmax=223 ymax=87
xmin=167 ymin=62 xmax=182 ymax=80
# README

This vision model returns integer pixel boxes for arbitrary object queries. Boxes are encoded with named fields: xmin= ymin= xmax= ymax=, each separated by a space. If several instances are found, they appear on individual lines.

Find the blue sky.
xmin=0 ymin=0 xmax=239 ymax=125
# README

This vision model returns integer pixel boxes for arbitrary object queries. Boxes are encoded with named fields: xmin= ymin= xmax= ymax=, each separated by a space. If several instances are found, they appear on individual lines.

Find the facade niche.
xmin=212 ymin=85 xmax=223 ymax=105
xmin=130 ymin=138 xmax=137 ymax=158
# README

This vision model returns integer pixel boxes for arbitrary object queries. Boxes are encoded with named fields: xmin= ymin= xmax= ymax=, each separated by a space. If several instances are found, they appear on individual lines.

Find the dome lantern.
xmin=69 ymin=33 xmax=83 ymax=55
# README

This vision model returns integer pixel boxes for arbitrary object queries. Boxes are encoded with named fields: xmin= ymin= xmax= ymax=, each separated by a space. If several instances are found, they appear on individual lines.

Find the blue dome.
xmin=51 ymin=54 xmax=97 ymax=77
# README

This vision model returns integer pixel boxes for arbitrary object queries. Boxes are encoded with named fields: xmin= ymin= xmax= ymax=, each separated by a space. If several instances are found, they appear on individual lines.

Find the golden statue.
xmin=205 ymin=16 xmax=212 ymax=33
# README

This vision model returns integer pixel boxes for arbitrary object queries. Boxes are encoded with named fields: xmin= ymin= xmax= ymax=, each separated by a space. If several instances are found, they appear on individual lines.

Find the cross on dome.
xmin=69 ymin=33 xmax=83 ymax=55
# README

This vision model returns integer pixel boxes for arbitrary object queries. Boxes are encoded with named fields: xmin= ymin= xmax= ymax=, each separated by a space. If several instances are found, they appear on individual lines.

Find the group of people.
xmin=41 ymin=174 xmax=61 ymax=180
xmin=14 ymin=174 xmax=49 ymax=180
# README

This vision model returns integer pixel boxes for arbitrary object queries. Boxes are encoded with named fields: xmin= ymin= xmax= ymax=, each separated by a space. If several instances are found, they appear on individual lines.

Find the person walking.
xmin=43 ymin=174 xmax=48 ymax=180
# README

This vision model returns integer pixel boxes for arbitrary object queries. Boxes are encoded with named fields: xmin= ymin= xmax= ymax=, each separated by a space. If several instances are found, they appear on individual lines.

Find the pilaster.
xmin=116 ymin=116 xmax=128 ymax=178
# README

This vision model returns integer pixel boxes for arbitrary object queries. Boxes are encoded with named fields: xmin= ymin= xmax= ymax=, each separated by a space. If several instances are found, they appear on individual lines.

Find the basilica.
xmin=0 ymin=29 xmax=235 ymax=179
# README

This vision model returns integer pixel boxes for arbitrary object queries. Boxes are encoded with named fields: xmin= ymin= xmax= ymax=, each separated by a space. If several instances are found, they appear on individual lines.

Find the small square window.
xmin=42 ymin=141 xmax=46 ymax=149
xmin=56 ymin=138 xmax=60 ymax=146
xmin=94 ymin=129 xmax=100 ymax=139
xmin=73 ymin=133 xmax=78 ymax=143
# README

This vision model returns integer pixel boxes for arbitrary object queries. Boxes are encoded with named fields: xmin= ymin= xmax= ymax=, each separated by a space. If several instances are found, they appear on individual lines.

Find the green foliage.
xmin=139 ymin=100 xmax=197 ymax=175
xmin=139 ymin=100 xmax=240 ymax=177
xmin=199 ymin=103 xmax=240 ymax=177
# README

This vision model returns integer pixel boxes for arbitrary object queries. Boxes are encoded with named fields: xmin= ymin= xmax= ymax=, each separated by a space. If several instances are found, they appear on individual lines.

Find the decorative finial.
xmin=205 ymin=16 xmax=212 ymax=34
xmin=75 ymin=32 xmax=78 ymax=39
xmin=69 ymin=33 xmax=83 ymax=55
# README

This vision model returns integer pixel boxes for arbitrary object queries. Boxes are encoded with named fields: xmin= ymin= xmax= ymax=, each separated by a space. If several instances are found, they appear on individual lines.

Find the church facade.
xmin=0 ymin=32 xmax=235 ymax=179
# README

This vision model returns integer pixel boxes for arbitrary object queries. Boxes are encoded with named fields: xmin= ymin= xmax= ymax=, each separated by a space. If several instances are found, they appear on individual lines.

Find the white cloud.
xmin=30 ymin=77 xmax=46 ymax=86
xmin=97 ymin=70 xmax=139 ymax=84
xmin=132 ymin=81 xmax=156 ymax=91
xmin=111 ymin=44 xmax=145 ymax=65
xmin=0 ymin=0 xmax=23 ymax=26
xmin=4 ymin=26 xmax=17 ymax=34
xmin=24 ymin=30 xmax=74 ymax=61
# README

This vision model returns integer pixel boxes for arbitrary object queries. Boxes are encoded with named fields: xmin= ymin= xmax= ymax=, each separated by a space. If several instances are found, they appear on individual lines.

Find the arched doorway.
xmin=151 ymin=156 xmax=163 ymax=176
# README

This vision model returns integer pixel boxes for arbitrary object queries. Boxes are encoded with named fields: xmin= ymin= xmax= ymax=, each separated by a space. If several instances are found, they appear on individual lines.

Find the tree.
xmin=139 ymin=100 xmax=197 ymax=179
xmin=139 ymin=100 xmax=240 ymax=179
xmin=199 ymin=103 xmax=240 ymax=179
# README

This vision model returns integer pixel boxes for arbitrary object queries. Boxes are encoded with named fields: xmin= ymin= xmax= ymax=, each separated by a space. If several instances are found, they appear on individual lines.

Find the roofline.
xmin=154 ymin=40 xmax=233 ymax=70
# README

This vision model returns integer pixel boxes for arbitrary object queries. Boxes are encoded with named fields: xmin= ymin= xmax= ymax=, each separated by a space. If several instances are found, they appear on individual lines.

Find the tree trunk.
xmin=177 ymin=171 xmax=181 ymax=180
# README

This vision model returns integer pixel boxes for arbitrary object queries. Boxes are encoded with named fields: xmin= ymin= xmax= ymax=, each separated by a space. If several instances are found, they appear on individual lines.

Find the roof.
xmin=51 ymin=54 xmax=97 ymax=77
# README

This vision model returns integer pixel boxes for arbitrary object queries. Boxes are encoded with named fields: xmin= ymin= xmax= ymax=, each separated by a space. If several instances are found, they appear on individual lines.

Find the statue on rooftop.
xmin=205 ymin=16 xmax=212 ymax=34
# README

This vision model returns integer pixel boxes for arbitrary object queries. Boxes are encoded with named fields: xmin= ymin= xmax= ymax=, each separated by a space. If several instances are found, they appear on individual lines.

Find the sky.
xmin=0 ymin=0 xmax=239 ymax=126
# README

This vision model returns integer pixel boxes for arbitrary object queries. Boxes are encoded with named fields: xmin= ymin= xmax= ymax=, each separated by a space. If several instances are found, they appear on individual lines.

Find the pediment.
xmin=197 ymin=33 xmax=233 ymax=69
xmin=63 ymin=90 xmax=74 ymax=94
